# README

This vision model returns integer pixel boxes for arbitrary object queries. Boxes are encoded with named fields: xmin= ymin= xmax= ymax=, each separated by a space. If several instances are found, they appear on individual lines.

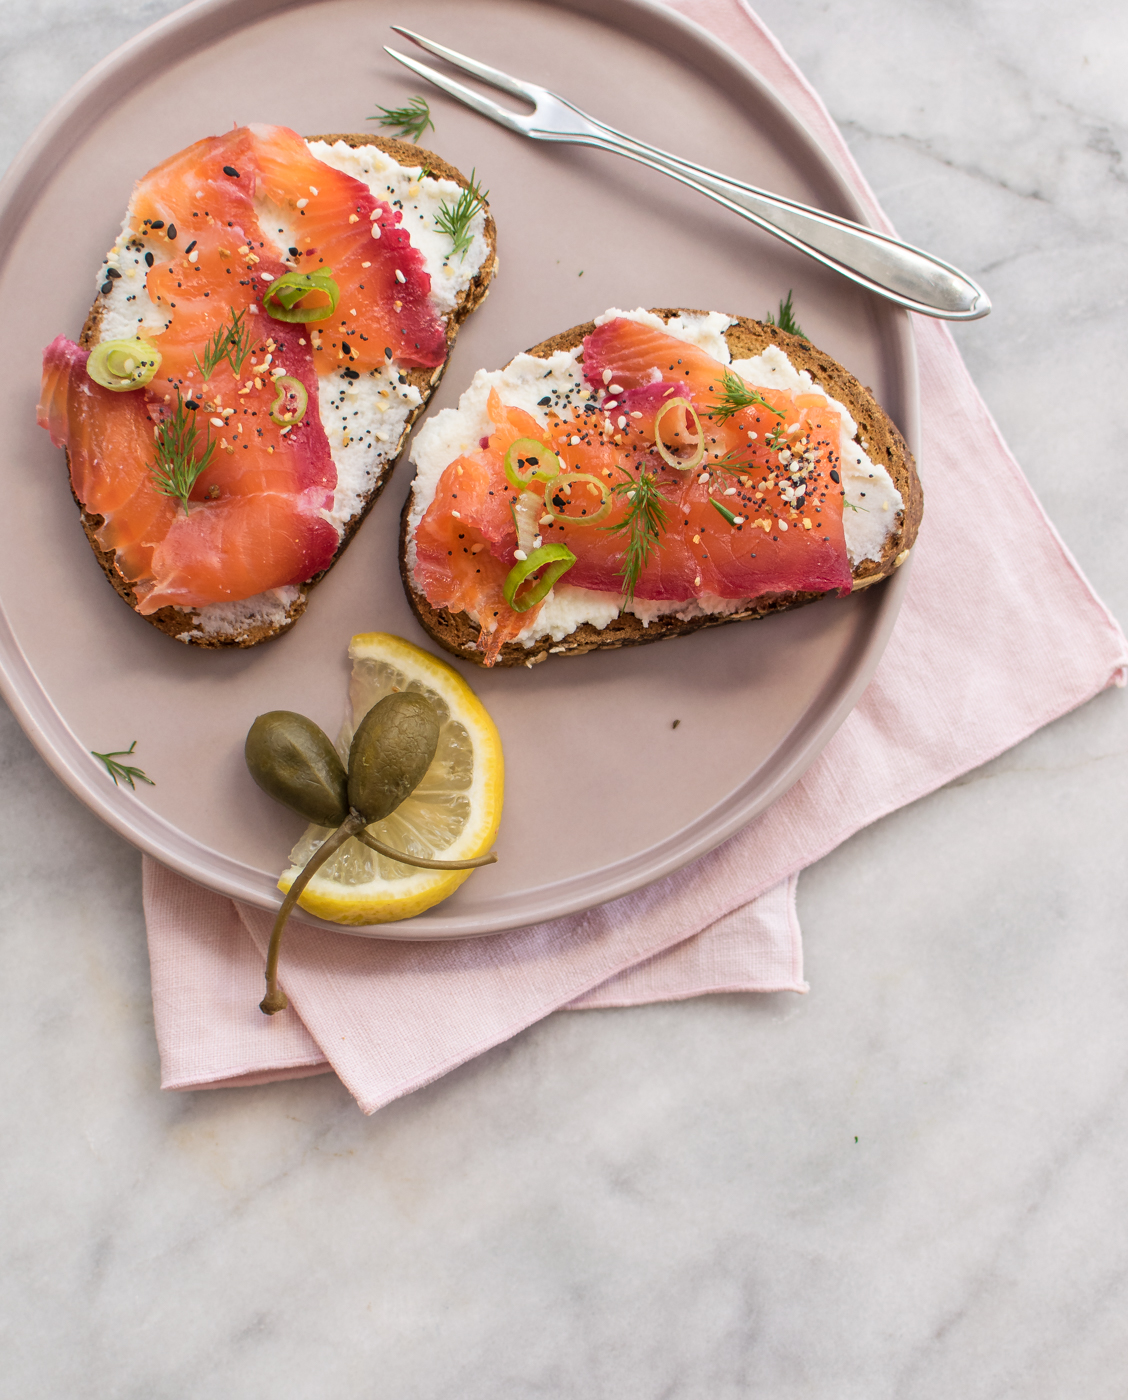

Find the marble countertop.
xmin=3 ymin=0 xmax=1126 ymax=1394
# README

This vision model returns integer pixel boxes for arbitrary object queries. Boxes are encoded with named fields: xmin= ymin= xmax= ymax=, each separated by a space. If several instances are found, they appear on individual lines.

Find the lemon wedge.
xmin=280 ymin=633 xmax=504 ymax=925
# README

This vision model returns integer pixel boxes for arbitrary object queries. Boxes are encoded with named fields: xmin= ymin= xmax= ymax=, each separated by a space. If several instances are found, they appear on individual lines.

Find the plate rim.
xmin=0 ymin=0 xmax=919 ymax=939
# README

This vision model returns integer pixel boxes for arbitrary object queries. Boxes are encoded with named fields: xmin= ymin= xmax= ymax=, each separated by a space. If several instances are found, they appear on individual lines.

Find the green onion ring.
xmin=542 ymin=472 xmax=612 ymax=527
xmin=503 ymin=543 xmax=576 ymax=613
xmin=503 ymin=437 xmax=560 ymax=493
xmin=269 ymin=375 xmax=308 ymax=425
xmin=261 ymin=267 xmax=340 ymax=323
xmin=86 ymin=337 xmax=162 ymax=391
xmin=653 ymin=397 xmax=705 ymax=471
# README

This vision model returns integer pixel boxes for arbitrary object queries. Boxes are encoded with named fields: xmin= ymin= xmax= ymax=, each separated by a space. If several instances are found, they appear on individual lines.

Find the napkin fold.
xmin=142 ymin=0 xmax=1126 ymax=1114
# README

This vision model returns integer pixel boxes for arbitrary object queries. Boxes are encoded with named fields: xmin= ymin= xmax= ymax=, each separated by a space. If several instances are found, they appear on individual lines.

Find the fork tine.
xmin=383 ymin=47 xmax=531 ymax=135
xmin=388 ymin=26 xmax=537 ymax=104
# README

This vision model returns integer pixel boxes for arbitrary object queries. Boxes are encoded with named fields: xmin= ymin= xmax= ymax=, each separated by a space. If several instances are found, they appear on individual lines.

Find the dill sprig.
xmin=194 ymin=306 xmax=254 ymax=380
xmin=765 ymin=289 xmax=808 ymax=340
xmin=435 ymin=171 xmax=488 ymax=261
xmin=92 ymin=741 xmax=154 ymax=791
xmin=606 ymin=468 xmax=668 ymax=602
xmin=149 ymin=392 xmax=217 ymax=512
xmin=224 ymin=307 xmax=254 ymax=376
xmin=709 ymin=368 xmax=785 ymax=424
xmin=369 ymin=96 xmax=434 ymax=143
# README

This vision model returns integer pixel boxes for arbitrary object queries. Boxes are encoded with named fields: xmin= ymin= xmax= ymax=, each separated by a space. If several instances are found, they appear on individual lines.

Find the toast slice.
xmin=73 ymin=133 xmax=497 ymax=648
xmin=401 ymin=309 xmax=921 ymax=667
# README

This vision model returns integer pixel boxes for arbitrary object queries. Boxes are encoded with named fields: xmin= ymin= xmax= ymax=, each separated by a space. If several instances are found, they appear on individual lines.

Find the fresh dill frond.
xmin=709 ymin=368 xmax=785 ymax=424
xmin=606 ymin=468 xmax=668 ymax=601
xmin=765 ymin=420 xmax=789 ymax=452
xmin=224 ymin=307 xmax=253 ymax=376
xmin=92 ymin=741 xmax=154 ymax=791
xmin=194 ymin=306 xmax=254 ymax=380
xmin=194 ymin=320 xmax=230 ymax=380
xmin=843 ymin=498 xmax=869 ymax=512
xmin=435 ymin=171 xmax=488 ymax=261
xmin=149 ymin=392 xmax=216 ymax=512
xmin=765 ymin=290 xmax=808 ymax=339
xmin=369 ymin=96 xmax=434 ymax=143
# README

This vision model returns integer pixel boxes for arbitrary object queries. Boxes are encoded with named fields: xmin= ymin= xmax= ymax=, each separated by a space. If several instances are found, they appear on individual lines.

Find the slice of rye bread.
xmin=401 ymin=309 xmax=922 ymax=668
xmin=73 ymin=134 xmax=498 ymax=648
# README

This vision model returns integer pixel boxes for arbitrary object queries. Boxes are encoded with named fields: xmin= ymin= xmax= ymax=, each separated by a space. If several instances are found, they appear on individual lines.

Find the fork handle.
xmin=538 ymin=111 xmax=989 ymax=320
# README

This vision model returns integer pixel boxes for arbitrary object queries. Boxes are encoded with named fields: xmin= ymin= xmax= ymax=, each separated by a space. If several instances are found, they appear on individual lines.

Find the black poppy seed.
xmin=223 ymin=165 xmax=240 ymax=178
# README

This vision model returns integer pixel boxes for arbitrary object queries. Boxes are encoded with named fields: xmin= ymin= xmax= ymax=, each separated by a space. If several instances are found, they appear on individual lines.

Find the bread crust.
xmin=401 ymin=310 xmax=922 ymax=667
xmin=73 ymin=134 xmax=498 ymax=648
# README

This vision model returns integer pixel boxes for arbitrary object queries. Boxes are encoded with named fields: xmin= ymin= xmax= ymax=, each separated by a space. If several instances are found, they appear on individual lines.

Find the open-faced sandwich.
xmin=37 ymin=124 xmax=496 ymax=646
xmin=401 ymin=308 xmax=922 ymax=666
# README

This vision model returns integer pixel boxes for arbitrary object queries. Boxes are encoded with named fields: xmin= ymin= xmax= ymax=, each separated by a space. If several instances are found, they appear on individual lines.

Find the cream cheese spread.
xmin=408 ymin=307 xmax=903 ymax=648
xmin=94 ymin=138 xmax=489 ymax=639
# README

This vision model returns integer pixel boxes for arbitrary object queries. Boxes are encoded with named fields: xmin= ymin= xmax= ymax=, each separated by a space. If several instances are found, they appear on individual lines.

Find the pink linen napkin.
xmin=142 ymin=0 xmax=1127 ymax=1114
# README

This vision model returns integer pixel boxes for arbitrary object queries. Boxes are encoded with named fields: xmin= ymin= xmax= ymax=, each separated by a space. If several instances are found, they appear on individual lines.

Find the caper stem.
xmin=260 ymin=811 xmax=365 ymax=1015
xmin=354 ymin=829 xmax=497 ymax=871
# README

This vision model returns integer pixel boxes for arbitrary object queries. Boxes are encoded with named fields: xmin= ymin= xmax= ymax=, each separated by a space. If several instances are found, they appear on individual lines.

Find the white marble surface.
xmin=3 ymin=0 xmax=1127 ymax=1395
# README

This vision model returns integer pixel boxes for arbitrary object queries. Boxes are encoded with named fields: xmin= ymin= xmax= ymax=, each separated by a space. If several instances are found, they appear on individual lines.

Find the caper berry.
xmin=247 ymin=691 xmax=494 ymax=1017
xmin=347 ymin=692 xmax=440 ymax=824
xmin=245 ymin=711 xmax=349 ymax=828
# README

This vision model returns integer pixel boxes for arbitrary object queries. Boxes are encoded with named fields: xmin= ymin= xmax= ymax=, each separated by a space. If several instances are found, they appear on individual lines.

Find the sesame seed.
xmin=371 ymin=225 xmax=381 ymax=238
xmin=361 ymin=261 xmax=371 ymax=268
xmin=779 ymin=519 xmax=789 ymax=531
xmin=452 ymin=509 xmax=461 ymax=519
xmin=296 ymin=198 xmax=308 ymax=209
xmin=617 ymin=416 xmax=627 ymax=429
xmin=630 ymin=411 xmax=643 ymax=419
xmin=602 ymin=369 xmax=613 ymax=384
xmin=723 ymin=487 xmax=737 ymax=496
xmin=694 ymin=575 xmax=702 ymax=586
xmin=188 ymin=250 xmax=199 ymax=263
xmin=733 ymin=516 xmax=745 ymax=525
xmin=260 ymin=272 xmax=274 ymax=282
xmin=609 ymin=383 xmax=623 ymax=393
xmin=309 ymin=186 xmax=318 ymax=195
xmin=570 ymin=435 xmax=581 ymax=446
xmin=513 ymin=548 xmax=527 ymax=560
xmin=698 ymin=472 xmax=710 ymax=484
xmin=222 ymin=165 xmax=240 ymax=178
xmin=395 ymin=269 xmax=406 ymax=283
xmin=210 ymin=417 xmax=224 ymax=427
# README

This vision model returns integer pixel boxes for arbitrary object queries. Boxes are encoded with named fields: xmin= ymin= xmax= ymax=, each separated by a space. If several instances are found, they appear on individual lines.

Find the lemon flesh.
xmin=280 ymin=633 xmax=504 ymax=925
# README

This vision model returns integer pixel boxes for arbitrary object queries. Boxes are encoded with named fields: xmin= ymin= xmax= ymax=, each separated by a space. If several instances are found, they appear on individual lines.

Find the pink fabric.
xmin=142 ymin=0 xmax=1126 ymax=1114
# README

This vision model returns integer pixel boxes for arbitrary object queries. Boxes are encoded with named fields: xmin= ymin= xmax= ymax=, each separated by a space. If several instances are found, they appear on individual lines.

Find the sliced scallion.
xmin=86 ymin=337 xmax=162 ymax=391
xmin=261 ymin=267 xmax=339 ymax=323
xmin=503 ymin=543 xmax=576 ymax=613
xmin=710 ymin=497 xmax=738 ymax=525
xmin=503 ymin=437 xmax=560 ymax=493
xmin=653 ymin=397 xmax=705 ymax=471
xmin=542 ymin=472 xmax=611 ymax=526
xmin=269 ymin=375 xmax=308 ymax=425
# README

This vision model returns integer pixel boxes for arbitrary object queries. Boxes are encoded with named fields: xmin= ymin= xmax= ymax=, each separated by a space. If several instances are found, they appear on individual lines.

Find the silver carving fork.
xmin=385 ymin=27 xmax=990 ymax=321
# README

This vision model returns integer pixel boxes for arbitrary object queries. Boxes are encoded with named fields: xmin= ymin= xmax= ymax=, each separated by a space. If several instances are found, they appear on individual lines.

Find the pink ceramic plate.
xmin=0 ymin=0 xmax=918 ymax=937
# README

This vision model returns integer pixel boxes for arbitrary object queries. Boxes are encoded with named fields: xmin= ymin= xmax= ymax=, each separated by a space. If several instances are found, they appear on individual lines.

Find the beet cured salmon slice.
xmin=39 ymin=336 xmax=338 ymax=613
xmin=412 ymin=321 xmax=854 ymax=663
xmin=131 ymin=124 xmax=446 ymax=374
